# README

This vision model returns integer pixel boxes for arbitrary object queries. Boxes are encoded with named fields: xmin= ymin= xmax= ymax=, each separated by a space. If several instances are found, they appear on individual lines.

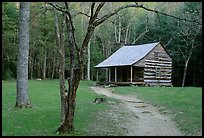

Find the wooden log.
xmin=145 ymin=65 xmax=172 ymax=69
xmin=148 ymin=57 xmax=172 ymax=62
xmin=147 ymin=83 xmax=172 ymax=86
xmin=144 ymin=80 xmax=171 ymax=83
xmin=144 ymin=76 xmax=171 ymax=79
xmin=145 ymin=63 xmax=172 ymax=67
xmin=144 ymin=68 xmax=172 ymax=72
xmin=145 ymin=60 xmax=172 ymax=64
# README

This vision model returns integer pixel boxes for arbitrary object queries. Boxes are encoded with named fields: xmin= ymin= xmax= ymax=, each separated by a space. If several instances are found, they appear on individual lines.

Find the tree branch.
xmin=92 ymin=2 xmax=105 ymax=22
xmin=48 ymin=2 xmax=68 ymax=14
xmin=139 ymin=4 xmax=202 ymax=25
xmin=94 ymin=3 xmax=202 ymax=27
xmin=132 ymin=27 xmax=149 ymax=44
xmin=78 ymin=11 xmax=115 ymax=24
xmin=90 ymin=2 xmax=95 ymax=18
xmin=64 ymin=2 xmax=80 ymax=60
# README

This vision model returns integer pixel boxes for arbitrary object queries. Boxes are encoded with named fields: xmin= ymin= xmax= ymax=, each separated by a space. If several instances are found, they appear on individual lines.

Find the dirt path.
xmin=90 ymin=86 xmax=184 ymax=136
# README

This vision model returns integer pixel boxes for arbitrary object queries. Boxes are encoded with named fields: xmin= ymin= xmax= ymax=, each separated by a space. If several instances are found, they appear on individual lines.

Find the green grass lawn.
xmin=2 ymin=80 xmax=202 ymax=136
xmin=112 ymin=86 xmax=202 ymax=135
xmin=2 ymin=80 xmax=124 ymax=136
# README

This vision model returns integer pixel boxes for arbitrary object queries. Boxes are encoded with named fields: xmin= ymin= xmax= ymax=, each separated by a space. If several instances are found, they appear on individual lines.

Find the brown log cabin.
xmin=95 ymin=42 xmax=172 ymax=86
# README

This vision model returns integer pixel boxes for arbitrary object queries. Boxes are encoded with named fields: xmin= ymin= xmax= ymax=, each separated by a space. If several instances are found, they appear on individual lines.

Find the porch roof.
xmin=95 ymin=42 xmax=159 ymax=68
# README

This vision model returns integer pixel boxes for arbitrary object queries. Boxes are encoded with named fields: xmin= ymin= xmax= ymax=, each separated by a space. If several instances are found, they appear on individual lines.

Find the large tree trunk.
xmin=54 ymin=8 xmax=66 ymax=123
xmin=57 ymin=11 xmax=84 ymax=132
xmin=16 ymin=2 xmax=31 ymax=108
xmin=58 ymin=67 xmax=81 ymax=132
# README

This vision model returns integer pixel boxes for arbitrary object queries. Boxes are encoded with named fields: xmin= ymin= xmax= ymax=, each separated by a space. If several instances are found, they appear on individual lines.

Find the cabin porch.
xmin=96 ymin=66 xmax=145 ymax=85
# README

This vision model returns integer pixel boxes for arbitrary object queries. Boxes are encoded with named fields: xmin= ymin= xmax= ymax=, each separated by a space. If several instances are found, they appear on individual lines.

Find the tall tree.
xmin=178 ymin=2 xmax=202 ymax=87
xmin=16 ymin=2 xmax=31 ymax=108
xmin=54 ymin=6 xmax=66 ymax=123
xmin=87 ymin=41 xmax=91 ymax=80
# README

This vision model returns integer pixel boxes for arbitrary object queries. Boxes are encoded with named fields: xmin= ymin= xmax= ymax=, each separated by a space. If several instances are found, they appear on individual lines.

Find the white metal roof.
xmin=95 ymin=42 xmax=160 ymax=68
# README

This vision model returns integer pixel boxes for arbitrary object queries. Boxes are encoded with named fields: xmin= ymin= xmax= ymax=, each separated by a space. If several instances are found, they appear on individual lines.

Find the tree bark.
xmin=182 ymin=48 xmax=193 ymax=87
xmin=87 ymin=41 xmax=90 ymax=80
xmin=43 ymin=52 xmax=47 ymax=79
xmin=54 ymin=7 xmax=66 ymax=123
xmin=125 ymin=23 xmax=131 ymax=44
xmin=118 ymin=16 xmax=121 ymax=43
xmin=16 ymin=2 xmax=31 ymax=108
xmin=51 ymin=56 xmax=56 ymax=79
xmin=29 ymin=50 xmax=33 ymax=79
xmin=57 ymin=10 xmax=82 ymax=132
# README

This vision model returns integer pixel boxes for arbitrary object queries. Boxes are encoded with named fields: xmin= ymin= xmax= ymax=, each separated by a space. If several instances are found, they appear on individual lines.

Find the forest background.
xmin=2 ymin=2 xmax=202 ymax=87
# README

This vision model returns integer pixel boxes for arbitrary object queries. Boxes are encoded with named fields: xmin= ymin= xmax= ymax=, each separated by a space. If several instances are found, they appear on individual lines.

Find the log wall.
xmin=134 ymin=43 xmax=172 ymax=86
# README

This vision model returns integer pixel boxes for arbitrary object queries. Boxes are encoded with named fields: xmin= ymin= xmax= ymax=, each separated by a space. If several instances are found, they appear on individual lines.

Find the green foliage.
xmin=29 ymin=2 xmax=56 ymax=79
xmin=2 ymin=2 xmax=19 ymax=80
xmin=113 ymin=86 xmax=202 ymax=135
xmin=90 ymin=38 xmax=105 ymax=80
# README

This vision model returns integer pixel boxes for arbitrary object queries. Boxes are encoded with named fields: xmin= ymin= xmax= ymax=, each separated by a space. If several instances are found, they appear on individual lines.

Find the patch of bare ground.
xmin=90 ymin=86 xmax=184 ymax=136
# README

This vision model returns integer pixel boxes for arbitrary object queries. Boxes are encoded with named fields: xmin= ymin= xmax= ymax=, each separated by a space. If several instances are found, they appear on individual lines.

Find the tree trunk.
xmin=125 ymin=23 xmax=131 ymax=44
xmin=87 ymin=41 xmax=90 ymax=80
xmin=81 ymin=5 xmax=85 ymax=80
xmin=114 ymin=18 xmax=118 ymax=43
xmin=81 ymin=65 xmax=84 ymax=80
xmin=118 ymin=16 xmax=121 ymax=43
xmin=29 ymin=50 xmax=33 ymax=79
xmin=54 ymin=8 xmax=66 ymax=123
xmin=58 ymin=67 xmax=81 ymax=132
xmin=182 ymin=49 xmax=193 ymax=87
xmin=57 ymin=11 xmax=83 ymax=132
xmin=51 ymin=57 xmax=56 ymax=79
xmin=43 ymin=52 xmax=47 ymax=79
xmin=16 ymin=2 xmax=31 ymax=108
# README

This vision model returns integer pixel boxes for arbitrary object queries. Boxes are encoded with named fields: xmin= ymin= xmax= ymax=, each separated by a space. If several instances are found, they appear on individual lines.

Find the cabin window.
xmin=155 ymin=67 xmax=161 ymax=78
xmin=154 ymin=52 xmax=159 ymax=60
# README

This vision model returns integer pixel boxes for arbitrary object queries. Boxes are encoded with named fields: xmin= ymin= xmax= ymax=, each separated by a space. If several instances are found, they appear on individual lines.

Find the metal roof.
xmin=95 ymin=42 xmax=160 ymax=68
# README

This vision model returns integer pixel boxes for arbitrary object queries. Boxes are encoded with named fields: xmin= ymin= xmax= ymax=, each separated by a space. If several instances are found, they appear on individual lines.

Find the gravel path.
xmin=90 ymin=86 xmax=184 ymax=136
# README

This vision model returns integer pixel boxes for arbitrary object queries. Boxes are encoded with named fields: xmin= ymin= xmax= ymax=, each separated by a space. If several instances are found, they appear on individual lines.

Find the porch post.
xmin=96 ymin=69 xmax=98 ymax=81
xmin=130 ymin=66 xmax=133 ymax=83
xmin=115 ymin=67 xmax=117 ymax=82
xmin=108 ymin=68 xmax=111 ymax=82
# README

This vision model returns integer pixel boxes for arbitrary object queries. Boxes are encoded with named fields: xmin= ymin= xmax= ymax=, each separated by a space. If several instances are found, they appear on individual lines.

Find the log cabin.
xmin=95 ymin=42 xmax=172 ymax=86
